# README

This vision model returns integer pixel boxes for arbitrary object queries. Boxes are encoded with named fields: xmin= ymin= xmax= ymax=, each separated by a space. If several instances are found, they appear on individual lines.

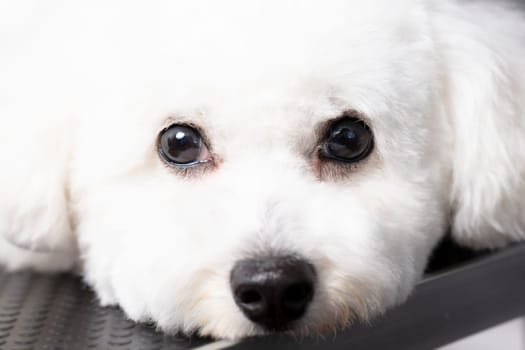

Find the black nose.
xmin=230 ymin=256 xmax=316 ymax=331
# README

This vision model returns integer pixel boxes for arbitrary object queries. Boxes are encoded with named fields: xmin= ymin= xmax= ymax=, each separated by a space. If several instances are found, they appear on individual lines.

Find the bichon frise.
xmin=1 ymin=0 xmax=524 ymax=340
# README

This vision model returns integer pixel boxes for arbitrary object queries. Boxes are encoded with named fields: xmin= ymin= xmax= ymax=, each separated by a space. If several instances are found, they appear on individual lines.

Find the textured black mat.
xmin=0 ymin=271 xmax=212 ymax=350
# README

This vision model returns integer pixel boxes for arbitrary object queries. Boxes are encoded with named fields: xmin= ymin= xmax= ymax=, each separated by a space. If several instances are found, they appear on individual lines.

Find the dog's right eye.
xmin=158 ymin=124 xmax=212 ymax=167
xmin=318 ymin=116 xmax=374 ymax=163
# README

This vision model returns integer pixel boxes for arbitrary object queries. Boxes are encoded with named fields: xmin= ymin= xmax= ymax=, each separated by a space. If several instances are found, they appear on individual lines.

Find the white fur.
xmin=0 ymin=0 xmax=524 ymax=340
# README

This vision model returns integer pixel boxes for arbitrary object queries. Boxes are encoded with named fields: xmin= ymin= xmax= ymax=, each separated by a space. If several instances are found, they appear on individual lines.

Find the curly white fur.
xmin=0 ymin=0 xmax=524 ymax=340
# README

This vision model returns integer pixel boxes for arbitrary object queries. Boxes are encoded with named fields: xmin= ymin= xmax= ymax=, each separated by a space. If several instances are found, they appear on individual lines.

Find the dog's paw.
xmin=0 ymin=115 xmax=76 ymax=255
xmin=452 ymin=204 xmax=525 ymax=250
xmin=0 ymin=235 xmax=77 ymax=272
xmin=0 ymin=174 xmax=74 ymax=253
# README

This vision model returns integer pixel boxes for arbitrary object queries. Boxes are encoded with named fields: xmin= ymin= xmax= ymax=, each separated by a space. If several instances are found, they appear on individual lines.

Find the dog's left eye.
xmin=319 ymin=117 xmax=374 ymax=163
xmin=158 ymin=124 xmax=211 ymax=167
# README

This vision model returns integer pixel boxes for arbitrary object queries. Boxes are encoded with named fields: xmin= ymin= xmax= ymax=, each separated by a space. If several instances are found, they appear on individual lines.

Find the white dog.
xmin=1 ymin=0 xmax=524 ymax=340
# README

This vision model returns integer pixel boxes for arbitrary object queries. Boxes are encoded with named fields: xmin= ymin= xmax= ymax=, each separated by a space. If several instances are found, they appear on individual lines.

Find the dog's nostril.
xmin=239 ymin=290 xmax=263 ymax=304
xmin=230 ymin=256 xmax=316 ymax=331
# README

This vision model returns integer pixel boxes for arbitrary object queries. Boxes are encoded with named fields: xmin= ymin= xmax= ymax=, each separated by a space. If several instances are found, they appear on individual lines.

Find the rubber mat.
xmin=0 ymin=270 xmax=213 ymax=350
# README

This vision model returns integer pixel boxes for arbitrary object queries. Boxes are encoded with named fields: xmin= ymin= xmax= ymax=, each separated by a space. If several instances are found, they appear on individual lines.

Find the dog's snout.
xmin=230 ymin=256 xmax=316 ymax=331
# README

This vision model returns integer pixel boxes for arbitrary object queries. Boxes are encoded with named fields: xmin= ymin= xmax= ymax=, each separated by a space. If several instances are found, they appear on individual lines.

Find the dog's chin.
xmin=271 ymin=317 xmax=357 ymax=339
xmin=190 ymin=312 xmax=360 ymax=340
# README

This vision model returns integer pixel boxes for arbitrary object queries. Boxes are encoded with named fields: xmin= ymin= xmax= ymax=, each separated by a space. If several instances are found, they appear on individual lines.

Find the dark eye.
xmin=319 ymin=117 xmax=374 ymax=163
xmin=158 ymin=124 xmax=211 ymax=166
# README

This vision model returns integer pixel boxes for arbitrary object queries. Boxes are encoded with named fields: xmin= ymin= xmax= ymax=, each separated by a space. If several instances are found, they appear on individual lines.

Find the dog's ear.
xmin=0 ymin=118 xmax=76 ymax=253
xmin=435 ymin=3 xmax=525 ymax=249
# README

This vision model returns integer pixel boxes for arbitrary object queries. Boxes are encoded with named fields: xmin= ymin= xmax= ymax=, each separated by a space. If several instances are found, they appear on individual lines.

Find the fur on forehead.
xmin=13 ymin=0 xmax=432 ymax=104
xmin=70 ymin=0 xmax=428 ymax=78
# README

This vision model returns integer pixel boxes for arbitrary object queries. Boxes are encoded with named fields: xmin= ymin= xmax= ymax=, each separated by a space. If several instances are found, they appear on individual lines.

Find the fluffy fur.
xmin=1 ymin=0 xmax=524 ymax=339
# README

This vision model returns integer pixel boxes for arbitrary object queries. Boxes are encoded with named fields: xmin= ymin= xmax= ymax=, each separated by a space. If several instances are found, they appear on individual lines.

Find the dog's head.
xmin=2 ymin=0 xmax=524 ymax=339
